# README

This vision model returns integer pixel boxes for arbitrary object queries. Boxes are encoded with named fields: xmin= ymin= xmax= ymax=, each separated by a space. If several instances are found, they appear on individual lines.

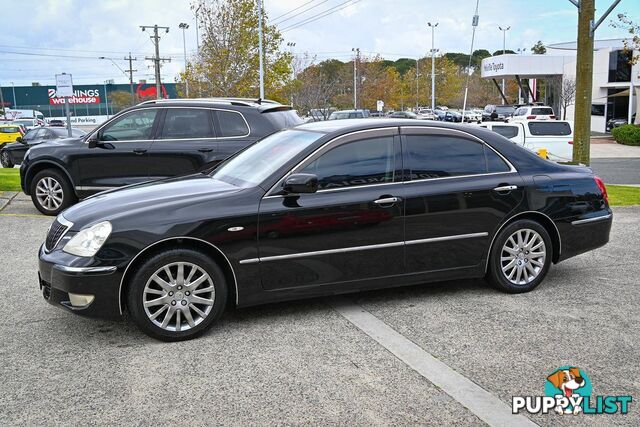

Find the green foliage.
xmin=611 ymin=124 xmax=640 ymax=146
xmin=607 ymin=185 xmax=640 ymax=206
xmin=492 ymin=49 xmax=516 ymax=56
xmin=531 ymin=41 xmax=546 ymax=54
xmin=0 ymin=168 xmax=20 ymax=192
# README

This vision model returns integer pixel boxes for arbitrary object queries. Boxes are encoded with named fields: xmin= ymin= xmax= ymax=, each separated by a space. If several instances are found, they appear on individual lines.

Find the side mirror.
xmin=87 ymin=133 xmax=100 ymax=148
xmin=16 ymin=137 xmax=24 ymax=144
xmin=283 ymin=173 xmax=319 ymax=194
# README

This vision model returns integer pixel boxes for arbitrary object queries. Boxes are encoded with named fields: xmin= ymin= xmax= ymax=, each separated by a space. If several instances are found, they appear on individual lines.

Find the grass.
xmin=607 ymin=185 xmax=640 ymax=207
xmin=0 ymin=167 xmax=638 ymax=206
xmin=0 ymin=168 xmax=20 ymax=192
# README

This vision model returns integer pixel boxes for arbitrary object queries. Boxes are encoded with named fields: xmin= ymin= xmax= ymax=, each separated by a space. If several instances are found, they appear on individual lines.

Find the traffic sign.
xmin=55 ymin=74 xmax=74 ymax=98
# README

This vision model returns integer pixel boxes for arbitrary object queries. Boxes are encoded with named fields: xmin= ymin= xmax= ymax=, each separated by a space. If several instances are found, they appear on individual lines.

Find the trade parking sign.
xmin=55 ymin=73 xmax=74 ymax=98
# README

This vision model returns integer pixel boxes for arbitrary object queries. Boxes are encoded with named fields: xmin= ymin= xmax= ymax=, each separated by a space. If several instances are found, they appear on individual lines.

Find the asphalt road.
xmin=0 ymin=196 xmax=638 ymax=426
xmin=590 ymin=158 xmax=640 ymax=185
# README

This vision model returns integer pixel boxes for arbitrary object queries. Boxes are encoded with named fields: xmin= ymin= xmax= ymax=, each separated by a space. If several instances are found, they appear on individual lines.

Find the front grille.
xmin=45 ymin=219 xmax=68 ymax=252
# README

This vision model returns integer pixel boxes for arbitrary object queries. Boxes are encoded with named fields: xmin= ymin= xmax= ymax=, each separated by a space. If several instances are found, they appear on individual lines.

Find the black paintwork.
xmin=20 ymin=100 xmax=301 ymax=198
xmin=38 ymin=119 xmax=612 ymax=320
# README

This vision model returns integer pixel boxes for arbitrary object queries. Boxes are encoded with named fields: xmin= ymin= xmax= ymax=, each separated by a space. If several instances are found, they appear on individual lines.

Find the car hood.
xmin=62 ymin=174 xmax=243 ymax=228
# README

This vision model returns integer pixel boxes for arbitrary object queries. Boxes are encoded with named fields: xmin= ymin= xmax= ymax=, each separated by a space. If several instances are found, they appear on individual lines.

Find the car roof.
xmin=135 ymin=97 xmax=288 ymax=113
xmin=295 ymin=118 xmax=482 ymax=134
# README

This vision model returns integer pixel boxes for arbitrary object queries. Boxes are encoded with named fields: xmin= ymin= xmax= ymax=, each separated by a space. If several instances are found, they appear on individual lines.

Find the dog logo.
xmin=546 ymin=367 xmax=587 ymax=414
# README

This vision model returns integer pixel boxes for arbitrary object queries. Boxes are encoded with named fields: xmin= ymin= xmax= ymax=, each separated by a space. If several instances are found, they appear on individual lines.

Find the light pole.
xmin=428 ymin=22 xmax=438 ymax=111
xmin=103 ymin=81 xmax=109 ymax=119
xmin=258 ymin=0 xmax=265 ymax=100
xmin=499 ymin=26 xmax=510 ymax=105
xmin=287 ymin=42 xmax=296 ymax=107
xmin=516 ymin=48 xmax=525 ymax=104
xmin=179 ymin=23 xmax=190 ymax=97
xmin=415 ymin=58 xmax=419 ymax=110
xmin=352 ymin=48 xmax=360 ymax=110
xmin=10 ymin=82 xmax=16 ymax=108
xmin=194 ymin=5 xmax=201 ymax=51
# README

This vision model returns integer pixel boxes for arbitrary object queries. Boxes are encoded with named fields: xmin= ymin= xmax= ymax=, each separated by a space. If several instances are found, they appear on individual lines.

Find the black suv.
xmin=20 ymin=98 xmax=302 ymax=215
xmin=482 ymin=104 xmax=516 ymax=122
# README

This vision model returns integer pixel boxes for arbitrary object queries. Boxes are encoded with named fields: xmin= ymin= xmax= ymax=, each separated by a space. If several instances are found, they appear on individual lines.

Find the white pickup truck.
xmin=479 ymin=120 xmax=574 ymax=162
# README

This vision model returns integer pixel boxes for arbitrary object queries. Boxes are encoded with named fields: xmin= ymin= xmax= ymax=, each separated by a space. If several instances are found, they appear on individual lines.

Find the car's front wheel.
xmin=486 ymin=219 xmax=552 ymax=293
xmin=127 ymin=249 xmax=228 ymax=341
xmin=0 ymin=151 xmax=13 ymax=168
xmin=29 ymin=169 xmax=76 ymax=215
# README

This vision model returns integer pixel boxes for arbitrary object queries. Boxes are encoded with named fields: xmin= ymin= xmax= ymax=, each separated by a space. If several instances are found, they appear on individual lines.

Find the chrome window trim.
xmin=483 ymin=210 xmax=561 ymax=274
xmin=571 ymin=213 xmax=612 ymax=225
xmin=118 ymin=236 xmax=239 ymax=314
xmin=240 ymin=232 xmax=488 ymax=265
xmin=264 ymin=127 xmax=400 ymax=198
xmin=75 ymin=186 xmax=118 ymax=192
xmin=44 ymin=214 xmax=74 ymax=254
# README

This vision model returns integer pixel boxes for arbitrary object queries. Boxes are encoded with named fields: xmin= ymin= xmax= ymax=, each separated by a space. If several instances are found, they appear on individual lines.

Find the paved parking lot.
xmin=0 ymin=196 xmax=638 ymax=426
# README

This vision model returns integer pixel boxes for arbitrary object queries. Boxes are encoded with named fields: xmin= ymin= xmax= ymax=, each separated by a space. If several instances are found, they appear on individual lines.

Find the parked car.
xmin=37 ymin=118 xmax=612 ymax=340
xmin=416 ymin=108 xmax=435 ymax=120
xmin=509 ymin=106 xmax=555 ymax=122
xmin=480 ymin=120 xmax=574 ymax=162
xmin=388 ymin=111 xmax=417 ymax=119
xmin=443 ymin=111 xmax=462 ymax=122
xmin=20 ymin=98 xmax=302 ymax=215
xmin=328 ymin=109 xmax=369 ymax=120
xmin=13 ymin=118 xmax=43 ymax=130
xmin=1 ymin=127 xmax=86 ymax=168
xmin=0 ymin=124 xmax=25 ymax=147
xmin=606 ymin=114 xmax=636 ymax=132
xmin=461 ymin=110 xmax=482 ymax=123
xmin=482 ymin=105 xmax=516 ymax=122
xmin=48 ymin=119 xmax=66 ymax=127
xmin=433 ymin=110 xmax=447 ymax=121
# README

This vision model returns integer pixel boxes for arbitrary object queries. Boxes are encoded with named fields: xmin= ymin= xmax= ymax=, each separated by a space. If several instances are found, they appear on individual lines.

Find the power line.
xmin=271 ymin=0 xmax=318 ymax=22
xmin=272 ymin=0 xmax=330 ymax=25
xmin=280 ymin=0 xmax=361 ymax=32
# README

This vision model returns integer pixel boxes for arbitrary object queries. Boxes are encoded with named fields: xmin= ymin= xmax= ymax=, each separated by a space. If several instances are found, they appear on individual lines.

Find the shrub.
xmin=612 ymin=124 xmax=640 ymax=146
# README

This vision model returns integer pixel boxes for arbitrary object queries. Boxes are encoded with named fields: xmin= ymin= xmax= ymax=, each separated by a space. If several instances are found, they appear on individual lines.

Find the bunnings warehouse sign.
xmin=48 ymin=88 xmax=101 ymax=104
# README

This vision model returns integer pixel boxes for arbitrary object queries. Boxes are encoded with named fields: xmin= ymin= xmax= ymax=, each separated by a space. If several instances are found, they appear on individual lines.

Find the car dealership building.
xmin=481 ymin=38 xmax=639 ymax=133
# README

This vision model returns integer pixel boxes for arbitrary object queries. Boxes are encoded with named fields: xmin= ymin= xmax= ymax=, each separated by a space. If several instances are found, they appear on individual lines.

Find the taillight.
xmin=526 ymin=115 xmax=536 ymax=119
xmin=568 ymin=141 xmax=573 ymax=144
xmin=550 ymin=115 xmax=556 ymax=119
xmin=594 ymin=176 xmax=608 ymax=204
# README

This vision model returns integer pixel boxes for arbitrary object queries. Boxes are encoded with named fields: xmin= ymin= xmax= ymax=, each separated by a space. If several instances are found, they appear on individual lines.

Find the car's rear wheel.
xmin=486 ymin=219 xmax=552 ymax=293
xmin=1 ymin=151 xmax=13 ymax=168
xmin=127 ymin=249 xmax=228 ymax=341
xmin=29 ymin=169 xmax=75 ymax=215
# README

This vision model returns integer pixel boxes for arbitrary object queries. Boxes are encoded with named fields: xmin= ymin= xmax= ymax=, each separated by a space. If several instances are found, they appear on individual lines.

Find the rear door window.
xmin=528 ymin=122 xmax=571 ymax=136
xmin=216 ymin=110 xmax=249 ymax=137
xmin=491 ymin=125 xmax=519 ymax=139
xmin=159 ymin=108 xmax=215 ymax=139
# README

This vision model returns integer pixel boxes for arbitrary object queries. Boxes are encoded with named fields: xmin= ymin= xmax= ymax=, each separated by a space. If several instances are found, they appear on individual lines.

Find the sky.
xmin=0 ymin=0 xmax=638 ymax=87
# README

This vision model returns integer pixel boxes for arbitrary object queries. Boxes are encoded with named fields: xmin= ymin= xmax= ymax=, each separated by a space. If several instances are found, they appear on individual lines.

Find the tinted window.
xmin=51 ymin=128 xmax=85 ymax=137
xmin=217 ymin=110 xmax=249 ymax=137
xmin=485 ymin=147 xmax=511 ymax=173
xmin=496 ymin=106 xmax=515 ymax=115
xmin=22 ymin=129 xmax=38 ymax=141
xmin=301 ymin=136 xmax=395 ymax=190
xmin=531 ymin=107 xmax=553 ymax=115
xmin=264 ymin=110 xmax=303 ymax=129
xmin=528 ymin=122 xmax=572 ymax=136
xmin=101 ymin=109 xmax=157 ymax=141
xmin=159 ymin=108 xmax=215 ymax=139
xmin=592 ymin=104 xmax=605 ymax=116
xmin=492 ymin=125 xmax=519 ymax=139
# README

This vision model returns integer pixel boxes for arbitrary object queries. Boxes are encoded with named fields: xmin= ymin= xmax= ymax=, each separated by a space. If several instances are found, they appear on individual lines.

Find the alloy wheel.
xmin=143 ymin=262 xmax=215 ymax=332
xmin=500 ymin=228 xmax=546 ymax=286
xmin=35 ymin=177 xmax=64 ymax=211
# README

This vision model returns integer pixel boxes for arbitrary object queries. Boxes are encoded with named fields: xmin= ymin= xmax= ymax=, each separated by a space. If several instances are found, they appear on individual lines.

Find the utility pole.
xmin=428 ymin=22 xmax=438 ymax=111
xmin=179 ymin=23 xmax=190 ymax=97
xmin=499 ymin=26 xmax=510 ymax=105
xmin=461 ymin=1 xmax=480 ymax=122
xmin=416 ymin=58 xmax=419 ymax=110
xmin=124 ymin=52 xmax=137 ymax=105
xmin=141 ymin=25 xmax=171 ymax=100
xmin=258 ymin=0 xmax=265 ymax=100
xmin=569 ymin=0 xmax=621 ymax=165
xmin=195 ymin=5 xmax=201 ymax=51
xmin=352 ymin=48 xmax=360 ymax=109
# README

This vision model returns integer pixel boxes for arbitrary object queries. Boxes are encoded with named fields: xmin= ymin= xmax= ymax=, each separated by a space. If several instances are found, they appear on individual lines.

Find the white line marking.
xmin=330 ymin=297 xmax=538 ymax=427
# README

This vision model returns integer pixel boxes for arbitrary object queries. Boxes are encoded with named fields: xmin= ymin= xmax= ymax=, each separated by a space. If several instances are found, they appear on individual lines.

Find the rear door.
xmin=213 ymin=109 xmax=256 ymax=163
xmin=400 ymin=126 xmax=524 ymax=274
xmin=147 ymin=107 xmax=218 ymax=180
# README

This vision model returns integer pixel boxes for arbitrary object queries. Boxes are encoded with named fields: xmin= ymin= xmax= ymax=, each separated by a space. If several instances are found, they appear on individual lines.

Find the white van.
xmin=480 ymin=120 xmax=574 ymax=162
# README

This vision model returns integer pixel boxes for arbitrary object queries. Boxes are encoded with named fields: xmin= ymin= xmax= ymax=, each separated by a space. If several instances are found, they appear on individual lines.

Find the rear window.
xmin=217 ymin=110 xmax=249 ymax=137
xmin=0 ymin=127 xmax=20 ymax=133
xmin=51 ymin=128 xmax=86 ymax=137
xmin=528 ymin=122 xmax=572 ymax=136
xmin=491 ymin=125 xmax=519 ymax=139
xmin=264 ymin=109 xmax=303 ymax=129
xmin=531 ymin=107 xmax=553 ymax=115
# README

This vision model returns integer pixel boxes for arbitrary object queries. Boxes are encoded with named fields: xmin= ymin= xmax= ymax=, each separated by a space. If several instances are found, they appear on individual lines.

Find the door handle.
xmin=198 ymin=148 xmax=214 ymax=153
xmin=493 ymin=185 xmax=518 ymax=192
xmin=133 ymin=149 xmax=147 ymax=155
xmin=374 ymin=196 xmax=401 ymax=205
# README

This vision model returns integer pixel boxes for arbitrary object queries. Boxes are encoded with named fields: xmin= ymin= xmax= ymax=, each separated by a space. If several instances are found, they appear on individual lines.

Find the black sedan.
xmin=38 ymin=119 xmax=612 ymax=341
xmin=1 ymin=127 xmax=85 ymax=168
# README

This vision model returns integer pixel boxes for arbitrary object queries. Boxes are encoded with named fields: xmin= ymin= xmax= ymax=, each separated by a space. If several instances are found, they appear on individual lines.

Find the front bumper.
xmin=38 ymin=245 xmax=123 ymax=320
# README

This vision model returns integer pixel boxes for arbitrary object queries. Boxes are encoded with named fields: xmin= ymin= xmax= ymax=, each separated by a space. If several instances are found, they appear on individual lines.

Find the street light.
xmin=195 ymin=4 xmax=202 ymax=51
xmin=352 ymin=47 xmax=360 ymax=109
xmin=499 ymin=26 xmax=510 ymax=104
xmin=287 ymin=42 xmax=296 ymax=107
xmin=10 ymin=82 xmax=17 ymax=108
xmin=179 ymin=23 xmax=190 ymax=97
xmin=428 ymin=22 xmax=438 ymax=111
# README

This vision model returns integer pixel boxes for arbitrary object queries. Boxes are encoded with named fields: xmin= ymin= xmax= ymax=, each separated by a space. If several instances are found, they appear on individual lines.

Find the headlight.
xmin=63 ymin=221 xmax=112 ymax=257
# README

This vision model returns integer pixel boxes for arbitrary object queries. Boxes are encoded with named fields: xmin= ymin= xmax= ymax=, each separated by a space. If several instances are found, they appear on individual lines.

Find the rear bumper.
xmin=557 ymin=211 xmax=613 ymax=262
xmin=39 ymin=245 xmax=123 ymax=320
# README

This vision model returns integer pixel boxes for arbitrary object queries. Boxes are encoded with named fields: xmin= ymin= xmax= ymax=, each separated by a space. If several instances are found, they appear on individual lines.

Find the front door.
xmin=76 ymin=108 xmax=160 ymax=191
xmin=401 ymin=127 xmax=524 ymax=273
xmin=258 ymin=128 xmax=405 ymax=290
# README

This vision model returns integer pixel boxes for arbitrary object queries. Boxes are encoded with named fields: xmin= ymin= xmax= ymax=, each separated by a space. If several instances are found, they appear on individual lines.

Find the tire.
xmin=127 ymin=249 xmax=228 ymax=341
xmin=486 ymin=219 xmax=552 ymax=293
xmin=1 ymin=151 xmax=14 ymax=168
xmin=29 ymin=169 xmax=76 ymax=216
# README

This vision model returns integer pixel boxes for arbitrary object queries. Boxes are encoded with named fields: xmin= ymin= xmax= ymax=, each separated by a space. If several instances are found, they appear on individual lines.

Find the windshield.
xmin=51 ymin=128 xmax=86 ymax=137
xmin=211 ymin=129 xmax=322 ymax=188
xmin=14 ymin=120 xmax=34 ymax=126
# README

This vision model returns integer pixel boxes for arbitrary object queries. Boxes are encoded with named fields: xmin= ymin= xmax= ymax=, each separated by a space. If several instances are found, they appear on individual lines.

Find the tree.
xmin=179 ymin=0 xmax=292 ymax=99
xmin=492 ymin=49 xmax=516 ymax=56
xmin=611 ymin=13 xmax=640 ymax=64
xmin=531 ymin=41 xmax=546 ymax=54
xmin=110 ymin=91 xmax=135 ymax=111
xmin=558 ymin=78 xmax=576 ymax=120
